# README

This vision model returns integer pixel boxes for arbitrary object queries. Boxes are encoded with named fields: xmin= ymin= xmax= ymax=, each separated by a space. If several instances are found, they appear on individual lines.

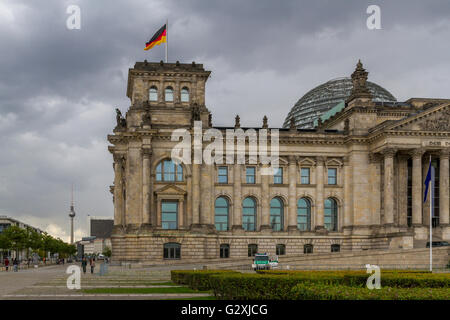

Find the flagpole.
xmin=165 ymin=19 xmax=168 ymax=63
xmin=429 ymin=154 xmax=432 ymax=272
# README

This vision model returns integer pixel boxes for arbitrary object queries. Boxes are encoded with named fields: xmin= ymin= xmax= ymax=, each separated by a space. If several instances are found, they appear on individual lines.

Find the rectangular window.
xmin=273 ymin=167 xmax=283 ymax=184
xmin=300 ymin=168 xmax=310 ymax=184
xmin=328 ymin=168 xmax=337 ymax=185
xmin=246 ymin=167 xmax=256 ymax=184
xmin=161 ymin=201 xmax=178 ymax=230
xmin=220 ymin=244 xmax=230 ymax=258
xmin=218 ymin=167 xmax=228 ymax=184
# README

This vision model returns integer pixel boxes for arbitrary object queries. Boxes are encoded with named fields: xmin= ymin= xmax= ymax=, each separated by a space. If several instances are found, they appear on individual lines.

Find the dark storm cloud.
xmin=0 ymin=0 xmax=449 ymax=240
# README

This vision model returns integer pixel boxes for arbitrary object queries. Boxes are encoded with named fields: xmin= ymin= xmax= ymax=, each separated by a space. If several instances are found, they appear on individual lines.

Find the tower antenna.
xmin=69 ymin=183 xmax=76 ymax=244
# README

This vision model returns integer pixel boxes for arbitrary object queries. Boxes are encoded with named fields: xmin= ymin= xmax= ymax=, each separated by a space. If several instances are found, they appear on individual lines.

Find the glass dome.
xmin=283 ymin=77 xmax=396 ymax=129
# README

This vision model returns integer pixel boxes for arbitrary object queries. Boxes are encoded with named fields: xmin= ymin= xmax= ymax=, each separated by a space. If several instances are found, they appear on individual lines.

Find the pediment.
xmin=154 ymin=184 xmax=187 ymax=195
xmin=387 ymin=103 xmax=450 ymax=132
xmin=326 ymin=158 xmax=343 ymax=167
xmin=298 ymin=157 xmax=316 ymax=166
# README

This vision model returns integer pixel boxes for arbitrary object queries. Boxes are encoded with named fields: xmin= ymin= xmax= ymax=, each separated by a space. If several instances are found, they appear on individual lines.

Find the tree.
xmin=2 ymin=226 xmax=28 ymax=259
xmin=103 ymin=246 xmax=112 ymax=258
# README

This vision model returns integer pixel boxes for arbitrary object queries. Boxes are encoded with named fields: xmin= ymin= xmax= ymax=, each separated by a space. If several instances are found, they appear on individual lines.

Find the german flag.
xmin=144 ymin=24 xmax=167 ymax=51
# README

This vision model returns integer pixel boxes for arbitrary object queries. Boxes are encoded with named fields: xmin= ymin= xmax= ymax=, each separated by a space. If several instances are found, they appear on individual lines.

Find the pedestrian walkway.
xmin=0 ymin=264 xmax=213 ymax=300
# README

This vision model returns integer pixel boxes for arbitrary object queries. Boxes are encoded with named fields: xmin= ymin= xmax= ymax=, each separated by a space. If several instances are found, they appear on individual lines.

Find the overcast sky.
xmin=0 ymin=0 xmax=449 ymax=242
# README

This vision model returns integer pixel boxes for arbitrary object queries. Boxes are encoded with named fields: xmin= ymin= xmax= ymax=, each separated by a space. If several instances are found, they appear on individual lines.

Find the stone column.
xmin=142 ymin=149 xmax=152 ymax=225
xmin=398 ymin=155 xmax=409 ymax=227
xmin=191 ymin=163 xmax=200 ymax=226
xmin=315 ymin=156 xmax=325 ymax=231
xmin=411 ymin=148 xmax=424 ymax=226
xmin=288 ymin=156 xmax=298 ymax=232
xmin=260 ymin=164 xmax=271 ymax=231
xmin=383 ymin=148 xmax=397 ymax=225
xmin=113 ymin=154 xmax=125 ymax=226
xmin=440 ymin=149 xmax=449 ymax=225
xmin=232 ymin=164 xmax=243 ymax=231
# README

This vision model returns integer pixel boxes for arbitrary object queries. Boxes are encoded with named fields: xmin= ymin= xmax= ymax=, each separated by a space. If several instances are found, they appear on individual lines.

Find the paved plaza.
xmin=0 ymin=263 xmax=212 ymax=300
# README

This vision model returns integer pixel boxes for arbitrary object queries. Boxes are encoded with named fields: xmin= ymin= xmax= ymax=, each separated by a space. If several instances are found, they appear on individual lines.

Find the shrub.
xmin=291 ymin=283 xmax=450 ymax=300
xmin=171 ymin=270 xmax=240 ymax=291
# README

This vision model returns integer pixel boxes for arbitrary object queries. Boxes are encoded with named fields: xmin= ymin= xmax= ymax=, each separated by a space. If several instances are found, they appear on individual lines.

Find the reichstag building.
xmin=108 ymin=60 xmax=450 ymax=262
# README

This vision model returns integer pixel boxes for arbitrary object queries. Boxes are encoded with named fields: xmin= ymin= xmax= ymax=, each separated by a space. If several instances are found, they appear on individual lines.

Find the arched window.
xmin=248 ymin=244 xmax=258 ymax=257
xmin=165 ymin=86 xmax=173 ymax=102
xmin=324 ymin=198 xmax=338 ymax=231
xmin=163 ymin=242 xmax=181 ymax=259
xmin=181 ymin=87 xmax=189 ymax=102
xmin=156 ymin=159 xmax=183 ymax=182
xmin=242 ymin=197 xmax=256 ymax=231
xmin=220 ymin=244 xmax=230 ymax=258
xmin=304 ymin=244 xmax=313 ymax=254
xmin=331 ymin=244 xmax=340 ymax=252
xmin=215 ymin=197 xmax=229 ymax=231
xmin=149 ymin=86 xmax=158 ymax=101
xmin=270 ymin=197 xmax=283 ymax=231
xmin=276 ymin=244 xmax=286 ymax=255
xmin=297 ymin=198 xmax=311 ymax=231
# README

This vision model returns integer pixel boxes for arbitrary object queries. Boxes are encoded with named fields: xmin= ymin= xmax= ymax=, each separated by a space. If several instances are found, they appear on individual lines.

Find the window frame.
xmin=220 ymin=244 xmax=230 ymax=258
xmin=149 ymin=86 xmax=158 ymax=101
xmin=214 ymin=197 xmax=229 ymax=231
xmin=242 ymin=197 xmax=256 ymax=231
xmin=270 ymin=197 xmax=284 ymax=231
xmin=300 ymin=167 xmax=310 ymax=185
xmin=331 ymin=244 xmax=340 ymax=253
xmin=248 ymin=244 xmax=258 ymax=257
xmin=180 ymin=87 xmax=189 ymax=102
xmin=161 ymin=201 xmax=178 ymax=230
xmin=273 ymin=167 xmax=283 ymax=184
xmin=327 ymin=168 xmax=337 ymax=185
xmin=164 ymin=86 xmax=174 ymax=102
xmin=276 ymin=244 xmax=286 ymax=256
xmin=163 ymin=242 xmax=181 ymax=259
xmin=324 ymin=198 xmax=338 ymax=232
xmin=297 ymin=198 xmax=311 ymax=231
xmin=304 ymin=244 xmax=313 ymax=254
xmin=156 ymin=160 xmax=184 ymax=182
xmin=218 ymin=166 xmax=228 ymax=184
xmin=246 ymin=166 xmax=256 ymax=184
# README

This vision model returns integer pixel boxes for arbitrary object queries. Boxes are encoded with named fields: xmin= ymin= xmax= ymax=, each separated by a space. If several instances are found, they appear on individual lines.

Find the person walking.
xmin=4 ymin=257 xmax=9 ymax=272
xmin=13 ymin=258 xmax=18 ymax=272
xmin=81 ymin=256 xmax=87 ymax=274
xmin=90 ymin=258 xmax=95 ymax=274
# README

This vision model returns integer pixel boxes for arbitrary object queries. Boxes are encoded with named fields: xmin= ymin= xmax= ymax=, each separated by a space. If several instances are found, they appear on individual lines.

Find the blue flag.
xmin=423 ymin=160 xmax=435 ymax=212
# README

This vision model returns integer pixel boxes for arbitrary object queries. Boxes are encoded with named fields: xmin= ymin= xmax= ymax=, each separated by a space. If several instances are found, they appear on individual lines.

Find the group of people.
xmin=81 ymin=256 xmax=96 ymax=274
xmin=2 ymin=258 xmax=19 ymax=272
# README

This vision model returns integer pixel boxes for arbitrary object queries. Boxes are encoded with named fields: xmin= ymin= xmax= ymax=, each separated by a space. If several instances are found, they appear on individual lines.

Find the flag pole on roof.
xmin=165 ymin=19 xmax=168 ymax=63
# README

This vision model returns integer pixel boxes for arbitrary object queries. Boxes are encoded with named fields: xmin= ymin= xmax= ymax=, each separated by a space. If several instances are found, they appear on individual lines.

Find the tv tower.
xmin=69 ymin=184 xmax=76 ymax=244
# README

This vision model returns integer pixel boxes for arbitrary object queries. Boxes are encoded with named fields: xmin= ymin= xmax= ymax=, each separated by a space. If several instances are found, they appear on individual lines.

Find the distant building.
xmin=0 ymin=215 xmax=44 ymax=260
xmin=77 ymin=218 xmax=113 ymax=256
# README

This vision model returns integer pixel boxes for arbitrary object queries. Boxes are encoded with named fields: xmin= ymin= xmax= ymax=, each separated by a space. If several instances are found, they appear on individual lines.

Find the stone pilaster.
xmin=232 ymin=164 xmax=243 ymax=231
xmin=382 ymin=148 xmax=397 ymax=226
xmin=315 ymin=156 xmax=325 ymax=232
xmin=288 ymin=156 xmax=298 ymax=232
xmin=343 ymin=156 xmax=353 ymax=232
xmin=191 ymin=163 xmax=200 ymax=227
xmin=397 ymin=155 xmax=409 ymax=227
xmin=142 ymin=148 xmax=152 ymax=225
xmin=113 ymin=154 xmax=125 ymax=227
xmin=368 ymin=153 xmax=381 ymax=226
xmin=260 ymin=164 xmax=271 ymax=231
xmin=200 ymin=163 xmax=212 ymax=225
xmin=411 ymin=148 xmax=425 ymax=226
xmin=439 ymin=149 xmax=449 ymax=225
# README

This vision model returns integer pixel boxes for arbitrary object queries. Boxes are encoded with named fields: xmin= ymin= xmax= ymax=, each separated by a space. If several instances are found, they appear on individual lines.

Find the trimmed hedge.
xmin=291 ymin=283 xmax=450 ymax=300
xmin=172 ymin=270 xmax=450 ymax=300
xmin=171 ymin=270 xmax=240 ymax=291
xmin=208 ymin=273 xmax=345 ymax=300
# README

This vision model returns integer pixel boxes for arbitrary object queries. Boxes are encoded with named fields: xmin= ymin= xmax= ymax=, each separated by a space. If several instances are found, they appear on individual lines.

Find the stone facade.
xmin=107 ymin=60 xmax=450 ymax=263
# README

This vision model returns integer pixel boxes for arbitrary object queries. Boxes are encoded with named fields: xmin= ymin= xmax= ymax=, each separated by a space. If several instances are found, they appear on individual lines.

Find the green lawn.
xmin=82 ymin=287 xmax=211 ymax=294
